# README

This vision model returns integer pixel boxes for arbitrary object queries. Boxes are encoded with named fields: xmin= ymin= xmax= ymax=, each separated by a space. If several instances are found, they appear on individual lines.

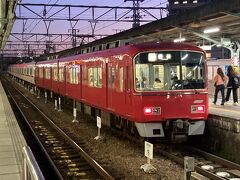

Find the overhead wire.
xmin=25 ymin=0 xmax=54 ymax=32
xmin=95 ymin=0 xmax=167 ymax=33
xmin=76 ymin=1 xmax=126 ymax=33
xmin=28 ymin=0 xmax=59 ymax=33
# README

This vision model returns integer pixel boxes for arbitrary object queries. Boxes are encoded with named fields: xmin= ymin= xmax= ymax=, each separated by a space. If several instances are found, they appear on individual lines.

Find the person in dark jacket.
xmin=225 ymin=66 xmax=239 ymax=106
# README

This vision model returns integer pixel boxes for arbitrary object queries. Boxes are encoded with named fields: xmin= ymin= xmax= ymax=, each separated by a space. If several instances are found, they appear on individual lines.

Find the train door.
xmin=64 ymin=65 xmax=67 ymax=95
xmin=106 ymin=62 xmax=108 ymax=107
xmin=107 ymin=62 xmax=114 ymax=109
xmin=125 ymin=63 xmax=132 ymax=115
xmin=79 ymin=65 xmax=82 ymax=98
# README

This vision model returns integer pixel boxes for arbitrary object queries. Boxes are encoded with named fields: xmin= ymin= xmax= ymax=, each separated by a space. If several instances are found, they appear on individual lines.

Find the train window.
xmin=88 ymin=68 xmax=94 ymax=86
xmin=53 ymin=67 xmax=58 ymax=81
xmin=112 ymin=68 xmax=115 ymax=88
xmin=69 ymin=66 xmax=79 ymax=84
xmin=39 ymin=68 xmax=43 ymax=78
xmin=93 ymin=68 xmax=98 ymax=87
xmin=59 ymin=67 xmax=64 ymax=82
xmin=88 ymin=67 xmax=102 ymax=88
xmin=45 ymin=67 xmax=51 ymax=79
xmin=107 ymin=66 xmax=115 ymax=88
xmin=30 ymin=67 xmax=33 ymax=76
xmin=134 ymin=51 xmax=205 ymax=91
xmin=119 ymin=67 xmax=123 ymax=92
xmin=115 ymin=41 xmax=119 ymax=48
xmin=98 ymin=67 xmax=102 ymax=87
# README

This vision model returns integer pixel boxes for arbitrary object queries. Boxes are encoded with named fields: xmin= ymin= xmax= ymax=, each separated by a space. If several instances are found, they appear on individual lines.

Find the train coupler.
xmin=170 ymin=119 xmax=189 ymax=142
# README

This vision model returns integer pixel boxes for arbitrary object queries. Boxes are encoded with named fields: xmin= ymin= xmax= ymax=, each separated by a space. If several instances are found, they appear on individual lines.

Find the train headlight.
xmin=144 ymin=107 xmax=153 ymax=115
xmin=191 ymin=105 xmax=205 ymax=113
xmin=144 ymin=107 xmax=161 ymax=115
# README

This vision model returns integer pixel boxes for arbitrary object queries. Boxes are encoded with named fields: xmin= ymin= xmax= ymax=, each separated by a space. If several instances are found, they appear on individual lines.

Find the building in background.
xmin=167 ymin=0 xmax=211 ymax=16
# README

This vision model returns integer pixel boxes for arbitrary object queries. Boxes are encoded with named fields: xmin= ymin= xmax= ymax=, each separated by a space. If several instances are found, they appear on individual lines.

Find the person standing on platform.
xmin=213 ymin=67 xmax=227 ymax=105
xmin=225 ymin=66 xmax=239 ymax=106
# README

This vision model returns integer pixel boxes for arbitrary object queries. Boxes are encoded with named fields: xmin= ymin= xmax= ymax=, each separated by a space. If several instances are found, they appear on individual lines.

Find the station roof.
xmin=56 ymin=0 xmax=240 ymax=57
xmin=0 ymin=0 xmax=18 ymax=51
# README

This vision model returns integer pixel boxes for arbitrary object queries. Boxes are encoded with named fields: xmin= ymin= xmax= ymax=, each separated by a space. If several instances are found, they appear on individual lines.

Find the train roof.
xmin=10 ymin=61 xmax=36 ymax=67
xmin=131 ymin=42 xmax=205 ymax=52
xmin=36 ymin=42 xmax=205 ymax=65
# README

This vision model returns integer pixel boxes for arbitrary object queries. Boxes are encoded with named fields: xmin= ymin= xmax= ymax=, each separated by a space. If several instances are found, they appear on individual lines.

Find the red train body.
xmin=8 ymin=42 xmax=208 ymax=140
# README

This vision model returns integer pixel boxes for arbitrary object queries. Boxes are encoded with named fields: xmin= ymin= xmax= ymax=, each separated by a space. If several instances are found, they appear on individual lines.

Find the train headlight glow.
xmin=144 ymin=107 xmax=153 ymax=115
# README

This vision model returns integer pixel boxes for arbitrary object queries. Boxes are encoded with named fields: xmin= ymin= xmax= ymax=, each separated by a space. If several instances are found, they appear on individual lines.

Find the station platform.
xmin=208 ymin=81 xmax=240 ymax=120
xmin=0 ymin=81 xmax=27 ymax=180
xmin=209 ymin=96 xmax=240 ymax=120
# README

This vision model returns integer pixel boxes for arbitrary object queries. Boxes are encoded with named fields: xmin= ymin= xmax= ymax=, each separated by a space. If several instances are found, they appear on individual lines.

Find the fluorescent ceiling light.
xmin=203 ymin=27 xmax=220 ymax=34
xmin=173 ymin=38 xmax=186 ymax=42
xmin=199 ymin=45 xmax=212 ymax=51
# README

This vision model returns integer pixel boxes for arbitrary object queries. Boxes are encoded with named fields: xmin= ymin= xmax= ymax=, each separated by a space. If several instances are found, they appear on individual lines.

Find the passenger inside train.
xmin=153 ymin=78 xmax=162 ymax=89
xmin=135 ymin=51 xmax=205 ymax=91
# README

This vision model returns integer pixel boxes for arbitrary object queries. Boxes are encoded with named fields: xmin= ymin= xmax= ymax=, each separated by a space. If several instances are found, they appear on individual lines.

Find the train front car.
xmin=132 ymin=43 xmax=208 ymax=141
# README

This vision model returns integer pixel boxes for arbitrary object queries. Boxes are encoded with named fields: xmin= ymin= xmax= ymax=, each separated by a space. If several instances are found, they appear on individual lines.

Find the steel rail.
xmin=5 ymin=78 xmax=115 ymax=180
xmin=156 ymin=144 xmax=240 ymax=180
xmin=2 ymin=81 xmax=64 ymax=180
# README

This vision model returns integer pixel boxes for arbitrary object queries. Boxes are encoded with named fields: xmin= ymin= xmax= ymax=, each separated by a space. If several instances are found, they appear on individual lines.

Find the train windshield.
xmin=134 ymin=51 xmax=205 ymax=91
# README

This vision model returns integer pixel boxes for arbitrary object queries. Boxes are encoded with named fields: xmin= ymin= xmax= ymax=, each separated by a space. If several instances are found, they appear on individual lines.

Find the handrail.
xmin=22 ymin=146 xmax=45 ymax=180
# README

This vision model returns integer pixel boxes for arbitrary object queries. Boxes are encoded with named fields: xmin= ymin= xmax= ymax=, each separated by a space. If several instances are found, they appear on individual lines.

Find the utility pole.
xmin=124 ymin=0 xmax=144 ymax=28
xmin=69 ymin=29 xmax=79 ymax=47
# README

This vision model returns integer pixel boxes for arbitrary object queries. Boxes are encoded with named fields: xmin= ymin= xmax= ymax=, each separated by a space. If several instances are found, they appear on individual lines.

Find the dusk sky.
xmin=13 ymin=0 xmax=168 ymax=36
xmin=9 ymin=0 xmax=168 ymax=54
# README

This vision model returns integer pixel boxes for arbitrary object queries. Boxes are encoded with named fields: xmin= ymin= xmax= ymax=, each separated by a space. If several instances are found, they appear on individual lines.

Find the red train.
xmin=8 ymin=42 xmax=208 ymax=141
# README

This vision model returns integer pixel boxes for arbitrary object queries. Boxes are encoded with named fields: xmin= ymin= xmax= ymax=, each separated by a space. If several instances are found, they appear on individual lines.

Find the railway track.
xmin=153 ymin=144 xmax=240 ymax=180
xmin=2 ymin=77 xmax=116 ymax=179
xmin=5 ymin=75 xmax=240 ymax=180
